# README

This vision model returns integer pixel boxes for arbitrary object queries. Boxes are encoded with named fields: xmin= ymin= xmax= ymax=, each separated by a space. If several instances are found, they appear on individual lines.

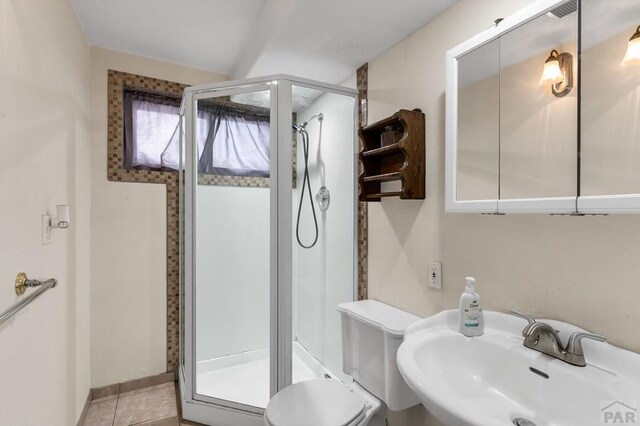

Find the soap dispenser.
xmin=459 ymin=276 xmax=484 ymax=337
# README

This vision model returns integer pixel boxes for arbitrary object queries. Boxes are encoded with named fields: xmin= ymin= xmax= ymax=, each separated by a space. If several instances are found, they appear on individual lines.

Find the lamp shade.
xmin=622 ymin=26 xmax=640 ymax=67
xmin=539 ymin=50 xmax=564 ymax=86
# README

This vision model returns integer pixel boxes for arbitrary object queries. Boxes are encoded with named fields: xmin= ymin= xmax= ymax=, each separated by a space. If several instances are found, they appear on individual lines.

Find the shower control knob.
xmin=316 ymin=186 xmax=330 ymax=212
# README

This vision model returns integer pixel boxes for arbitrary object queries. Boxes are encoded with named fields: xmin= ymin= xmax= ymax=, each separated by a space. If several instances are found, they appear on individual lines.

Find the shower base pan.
xmin=195 ymin=341 xmax=334 ymax=409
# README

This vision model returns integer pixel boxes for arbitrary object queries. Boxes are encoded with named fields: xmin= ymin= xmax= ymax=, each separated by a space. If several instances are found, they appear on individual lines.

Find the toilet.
xmin=264 ymin=300 xmax=421 ymax=426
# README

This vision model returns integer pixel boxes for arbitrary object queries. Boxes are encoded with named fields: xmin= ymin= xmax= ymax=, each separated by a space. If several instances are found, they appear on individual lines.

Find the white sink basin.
xmin=397 ymin=310 xmax=640 ymax=426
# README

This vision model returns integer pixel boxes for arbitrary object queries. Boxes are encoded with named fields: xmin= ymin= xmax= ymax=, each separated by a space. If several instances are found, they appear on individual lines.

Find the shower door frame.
xmin=179 ymin=75 xmax=359 ymax=425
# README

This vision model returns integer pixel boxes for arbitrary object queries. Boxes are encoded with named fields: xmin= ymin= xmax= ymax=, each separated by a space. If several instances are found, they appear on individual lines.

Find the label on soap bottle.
xmin=464 ymin=301 xmax=481 ymax=328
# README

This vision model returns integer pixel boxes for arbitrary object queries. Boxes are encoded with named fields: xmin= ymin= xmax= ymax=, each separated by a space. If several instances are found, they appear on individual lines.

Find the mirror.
xmin=581 ymin=0 xmax=640 ymax=197
xmin=456 ymin=39 xmax=500 ymax=202
xmin=448 ymin=0 xmax=640 ymax=213
xmin=498 ymin=1 xmax=578 ymax=200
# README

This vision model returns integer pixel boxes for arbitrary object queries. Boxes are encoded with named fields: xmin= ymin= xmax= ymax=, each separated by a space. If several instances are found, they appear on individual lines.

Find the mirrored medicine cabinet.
xmin=446 ymin=0 xmax=640 ymax=214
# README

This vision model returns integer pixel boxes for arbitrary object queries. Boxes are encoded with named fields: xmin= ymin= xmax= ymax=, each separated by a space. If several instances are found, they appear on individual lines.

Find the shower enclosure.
xmin=178 ymin=75 xmax=358 ymax=425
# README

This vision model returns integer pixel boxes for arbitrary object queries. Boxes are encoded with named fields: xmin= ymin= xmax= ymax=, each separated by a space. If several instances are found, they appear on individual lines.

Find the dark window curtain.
xmin=123 ymin=90 xmax=181 ymax=170
xmin=124 ymin=89 xmax=270 ymax=177
xmin=197 ymin=106 xmax=270 ymax=177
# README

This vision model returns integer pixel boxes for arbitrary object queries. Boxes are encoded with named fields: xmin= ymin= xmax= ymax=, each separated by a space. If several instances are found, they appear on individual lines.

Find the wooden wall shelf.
xmin=358 ymin=109 xmax=425 ymax=202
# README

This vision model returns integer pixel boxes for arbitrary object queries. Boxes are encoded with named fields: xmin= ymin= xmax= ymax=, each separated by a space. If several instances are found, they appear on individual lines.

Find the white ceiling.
xmin=73 ymin=0 xmax=458 ymax=84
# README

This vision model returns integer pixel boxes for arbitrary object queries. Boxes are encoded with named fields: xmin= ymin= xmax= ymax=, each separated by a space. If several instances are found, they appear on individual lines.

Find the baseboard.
xmin=76 ymin=391 xmax=91 ymax=426
xmin=91 ymin=370 xmax=177 ymax=400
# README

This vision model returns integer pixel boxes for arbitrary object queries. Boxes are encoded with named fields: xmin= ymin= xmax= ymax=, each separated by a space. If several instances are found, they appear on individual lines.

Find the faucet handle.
xmin=509 ymin=310 xmax=536 ymax=325
xmin=565 ymin=332 xmax=605 ymax=367
xmin=566 ymin=332 xmax=606 ymax=356
xmin=508 ymin=311 xmax=537 ymax=337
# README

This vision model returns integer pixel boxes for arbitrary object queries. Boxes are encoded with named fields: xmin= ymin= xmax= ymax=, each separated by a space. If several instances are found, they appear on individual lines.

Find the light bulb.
xmin=622 ymin=26 xmax=640 ymax=67
xmin=539 ymin=50 xmax=564 ymax=86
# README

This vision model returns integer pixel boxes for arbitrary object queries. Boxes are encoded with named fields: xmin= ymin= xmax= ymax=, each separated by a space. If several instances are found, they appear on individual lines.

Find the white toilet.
xmin=264 ymin=300 xmax=420 ymax=426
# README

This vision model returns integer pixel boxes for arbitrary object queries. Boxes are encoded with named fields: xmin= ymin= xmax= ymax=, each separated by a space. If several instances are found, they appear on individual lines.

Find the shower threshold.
xmin=195 ymin=341 xmax=336 ymax=409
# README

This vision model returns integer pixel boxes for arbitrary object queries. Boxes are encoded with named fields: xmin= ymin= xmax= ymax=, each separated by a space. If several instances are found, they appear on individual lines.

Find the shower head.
xmin=293 ymin=112 xmax=323 ymax=132
xmin=303 ymin=113 xmax=323 ymax=128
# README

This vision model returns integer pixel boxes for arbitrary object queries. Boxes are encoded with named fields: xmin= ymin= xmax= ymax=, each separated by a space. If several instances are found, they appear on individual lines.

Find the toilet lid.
xmin=265 ymin=379 xmax=365 ymax=426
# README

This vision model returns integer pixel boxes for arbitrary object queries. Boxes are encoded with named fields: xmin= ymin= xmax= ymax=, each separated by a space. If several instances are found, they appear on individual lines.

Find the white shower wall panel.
xmin=294 ymin=90 xmax=356 ymax=383
xmin=196 ymin=185 xmax=270 ymax=361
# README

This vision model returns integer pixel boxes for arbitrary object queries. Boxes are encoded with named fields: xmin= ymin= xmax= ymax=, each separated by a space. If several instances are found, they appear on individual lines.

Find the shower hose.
xmin=295 ymin=126 xmax=319 ymax=249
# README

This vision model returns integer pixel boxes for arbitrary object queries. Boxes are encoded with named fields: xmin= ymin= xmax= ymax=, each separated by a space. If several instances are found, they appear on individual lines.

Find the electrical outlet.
xmin=42 ymin=214 xmax=52 ymax=245
xmin=427 ymin=262 xmax=442 ymax=290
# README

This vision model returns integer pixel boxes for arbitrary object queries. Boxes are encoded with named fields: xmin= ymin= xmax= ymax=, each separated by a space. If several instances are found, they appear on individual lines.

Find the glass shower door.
xmin=179 ymin=76 xmax=358 ymax=425
xmin=190 ymin=83 xmax=274 ymax=412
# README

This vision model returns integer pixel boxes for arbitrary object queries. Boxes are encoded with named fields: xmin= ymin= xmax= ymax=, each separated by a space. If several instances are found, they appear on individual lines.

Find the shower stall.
xmin=178 ymin=75 xmax=358 ymax=425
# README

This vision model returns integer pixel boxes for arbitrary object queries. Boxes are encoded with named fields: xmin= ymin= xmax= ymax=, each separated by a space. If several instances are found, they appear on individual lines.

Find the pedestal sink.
xmin=397 ymin=310 xmax=640 ymax=426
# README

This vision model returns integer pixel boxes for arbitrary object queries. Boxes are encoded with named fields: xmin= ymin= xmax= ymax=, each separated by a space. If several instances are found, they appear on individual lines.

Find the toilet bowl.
xmin=264 ymin=300 xmax=420 ymax=426
xmin=264 ymin=378 xmax=382 ymax=426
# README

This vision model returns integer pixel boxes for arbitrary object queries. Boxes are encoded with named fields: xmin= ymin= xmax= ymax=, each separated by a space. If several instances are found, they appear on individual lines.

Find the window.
xmin=196 ymin=105 xmax=270 ymax=177
xmin=123 ymin=90 xmax=181 ymax=170
xmin=123 ymin=89 xmax=270 ymax=176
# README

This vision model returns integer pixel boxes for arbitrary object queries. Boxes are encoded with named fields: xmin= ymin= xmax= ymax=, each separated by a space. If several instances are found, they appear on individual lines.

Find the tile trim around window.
xmin=106 ymin=68 xmax=369 ymax=373
xmin=107 ymin=69 xmax=185 ymax=372
xmin=357 ymin=63 xmax=369 ymax=301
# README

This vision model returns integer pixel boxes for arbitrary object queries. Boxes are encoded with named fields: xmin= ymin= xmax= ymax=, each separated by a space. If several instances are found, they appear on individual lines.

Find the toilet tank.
xmin=337 ymin=300 xmax=420 ymax=411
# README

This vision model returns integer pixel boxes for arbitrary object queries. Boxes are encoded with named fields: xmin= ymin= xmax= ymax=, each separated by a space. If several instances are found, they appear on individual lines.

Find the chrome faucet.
xmin=509 ymin=311 xmax=605 ymax=367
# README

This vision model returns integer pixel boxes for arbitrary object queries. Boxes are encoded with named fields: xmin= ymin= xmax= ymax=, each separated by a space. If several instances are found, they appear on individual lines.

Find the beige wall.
xmin=0 ymin=0 xmax=91 ymax=424
xmin=367 ymin=0 xmax=640 ymax=424
xmin=90 ymin=47 xmax=227 ymax=387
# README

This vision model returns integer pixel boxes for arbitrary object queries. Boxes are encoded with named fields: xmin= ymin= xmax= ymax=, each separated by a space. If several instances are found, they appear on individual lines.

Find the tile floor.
xmin=83 ymin=382 xmax=204 ymax=426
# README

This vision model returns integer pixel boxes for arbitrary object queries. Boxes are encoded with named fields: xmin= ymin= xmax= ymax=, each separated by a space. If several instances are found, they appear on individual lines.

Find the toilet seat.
xmin=264 ymin=379 xmax=367 ymax=426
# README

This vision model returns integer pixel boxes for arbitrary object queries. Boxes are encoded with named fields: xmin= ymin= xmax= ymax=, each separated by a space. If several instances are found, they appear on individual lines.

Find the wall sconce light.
xmin=539 ymin=49 xmax=573 ymax=97
xmin=621 ymin=25 xmax=640 ymax=67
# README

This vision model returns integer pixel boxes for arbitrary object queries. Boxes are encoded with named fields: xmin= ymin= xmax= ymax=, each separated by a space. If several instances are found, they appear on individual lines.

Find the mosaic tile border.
xmin=197 ymin=174 xmax=270 ymax=188
xmin=107 ymin=68 xmax=369 ymax=372
xmin=107 ymin=70 xmax=183 ymax=371
xmin=357 ymin=63 xmax=369 ymax=301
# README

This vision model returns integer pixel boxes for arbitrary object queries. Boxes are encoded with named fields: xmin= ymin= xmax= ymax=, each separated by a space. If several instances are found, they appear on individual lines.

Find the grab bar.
xmin=0 ymin=273 xmax=58 ymax=326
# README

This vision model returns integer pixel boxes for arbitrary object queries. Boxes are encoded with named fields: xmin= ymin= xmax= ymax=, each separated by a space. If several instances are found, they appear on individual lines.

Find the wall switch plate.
xmin=427 ymin=262 xmax=442 ymax=290
xmin=42 ymin=214 xmax=52 ymax=245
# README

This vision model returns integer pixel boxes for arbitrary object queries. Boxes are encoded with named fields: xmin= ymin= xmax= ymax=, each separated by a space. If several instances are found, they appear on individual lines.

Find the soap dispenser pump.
xmin=459 ymin=276 xmax=484 ymax=337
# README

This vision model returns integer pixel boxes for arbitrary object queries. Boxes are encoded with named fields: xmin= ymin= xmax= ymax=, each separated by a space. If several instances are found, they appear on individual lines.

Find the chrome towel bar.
xmin=0 ymin=273 xmax=58 ymax=326
xmin=14 ymin=272 xmax=57 ymax=295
